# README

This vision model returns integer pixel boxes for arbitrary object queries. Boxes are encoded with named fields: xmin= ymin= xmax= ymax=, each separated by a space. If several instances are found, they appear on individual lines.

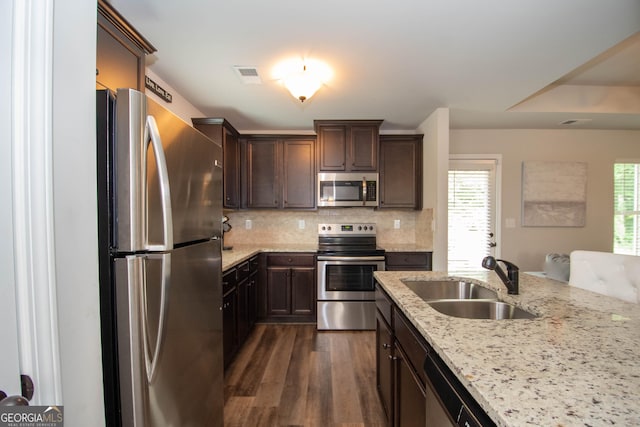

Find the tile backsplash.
xmin=223 ymin=208 xmax=433 ymax=249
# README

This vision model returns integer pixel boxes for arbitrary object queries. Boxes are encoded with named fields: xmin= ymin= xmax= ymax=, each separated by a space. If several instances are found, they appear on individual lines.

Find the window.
xmin=448 ymin=159 xmax=497 ymax=273
xmin=614 ymin=162 xmax=640 ymax=255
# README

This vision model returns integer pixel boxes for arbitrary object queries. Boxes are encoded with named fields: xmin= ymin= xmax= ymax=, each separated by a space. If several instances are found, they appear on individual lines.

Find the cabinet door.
xmin=96 ymin=1 xmax=154 ymax=92
xmin=192 ymin=119 xmax=241 ymax=210
xmin=376 ymin=311 xmax=394 ymax=426
xmin=222 ymin=289 xmax=237 ymax=368
xmin=379 ymin=136 xmax=422 ymax=209
xmin=96 ymin=25 xmax=141 ymax=91
xmin=266 ymin=267 xmax=291 ymax=316
xmin=395 ymin=346 xmax=426 ymax=427
xmin=350 ymin=125 xmax=378 ymax=171
xmin=247 ymin=271 xmax=258 ymax=329
xmin=223 ymin=129 xmax=240 ymax=208
xmin=290 ymin=267 xmax=315 ymax=316
xmin=317 ymin=125 xmax=347 ymax=171
xmin=236 ymin=277 xmax=249 ymax=344
xmin=283 ymin=139 xmax=315 ymax=208
xmin=246 ymin=139 xmax=280 ymax=208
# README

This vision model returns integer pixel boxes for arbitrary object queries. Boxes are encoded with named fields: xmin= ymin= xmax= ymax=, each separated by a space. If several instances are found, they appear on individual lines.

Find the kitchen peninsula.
xmin=374 ymin=270 xmax=640 ymax=426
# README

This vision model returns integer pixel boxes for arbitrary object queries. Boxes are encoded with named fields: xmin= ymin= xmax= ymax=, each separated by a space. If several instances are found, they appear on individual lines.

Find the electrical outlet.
xmin=394 ymin=219 xmax=400 ymax=229
xmin=245 ymin=219 xmax=252 ymax=230
xmin=298 ymin=219 xmax=305 ymax=229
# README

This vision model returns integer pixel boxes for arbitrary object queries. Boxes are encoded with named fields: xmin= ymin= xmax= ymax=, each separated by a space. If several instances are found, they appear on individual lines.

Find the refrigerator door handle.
xmin=144 ymin=115 xmax=174 ymax=251
xmin=142 ymin=253 xmax=171 ymax=384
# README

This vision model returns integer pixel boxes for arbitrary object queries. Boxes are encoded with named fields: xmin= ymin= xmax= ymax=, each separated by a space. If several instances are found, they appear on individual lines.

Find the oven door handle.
xmin=317 ymin=255 xmax=385 ymax=262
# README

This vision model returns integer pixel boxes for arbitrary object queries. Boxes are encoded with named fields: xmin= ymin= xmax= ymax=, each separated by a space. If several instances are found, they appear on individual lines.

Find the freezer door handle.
xmin=145 ymin=115 xmax=174 ymax=251
xmin=142 ymin=253 xmax=171 ymax=384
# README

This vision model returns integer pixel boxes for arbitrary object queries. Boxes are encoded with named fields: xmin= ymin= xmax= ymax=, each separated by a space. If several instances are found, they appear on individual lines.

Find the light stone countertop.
xmin=379 ymin=244 xmax=432 ymax=252
xmin=373 ymin=270 xmax=640 ymax=427
xmin=221 ymin=244 xmax=318 ymax=271
xmin=222 ymin=244 xmax=431 ymax=271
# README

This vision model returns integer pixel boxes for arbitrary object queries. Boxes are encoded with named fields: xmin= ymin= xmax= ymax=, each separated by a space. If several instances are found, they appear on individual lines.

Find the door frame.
xmin=1 ymin=0 xmax=63 ymax=405
xmin=449 ymin=154 xmax=503 ymax=264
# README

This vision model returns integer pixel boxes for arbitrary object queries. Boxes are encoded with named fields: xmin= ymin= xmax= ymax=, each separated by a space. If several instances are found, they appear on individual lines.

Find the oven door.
xmin=317 ymin=256 xmax=385 ymax=300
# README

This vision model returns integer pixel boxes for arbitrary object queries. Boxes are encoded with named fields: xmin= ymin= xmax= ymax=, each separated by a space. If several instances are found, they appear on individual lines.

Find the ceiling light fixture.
xmin=283 ymin=64 xmax=322 ymax=103
xmin=273 ymin=58 xmax=333 ymax=103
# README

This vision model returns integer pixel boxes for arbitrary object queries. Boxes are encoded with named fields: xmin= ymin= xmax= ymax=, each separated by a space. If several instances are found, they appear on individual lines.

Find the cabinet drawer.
xmin=236 ymin=260 xmax=251 ymax=280
xmin=223 ymin=268 xmax=237 ymax=295
xmin=249 ymin=256 xmax=259 ymax=271
xmin=385 ymin=252 xmax=432 ymax=270
xmin=395 ymin=311 xmax=428 ymax=386
xmin=267 ymin=254 xmax=316 ymax=267
xmin=375 ymin=283 xmax=393 ymax=327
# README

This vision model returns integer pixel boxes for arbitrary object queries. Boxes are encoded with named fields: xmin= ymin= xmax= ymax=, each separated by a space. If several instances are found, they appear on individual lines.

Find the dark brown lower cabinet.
xmin=222 ymin=287 xmax=237 ymax=369
xmin=376 ymin=282 xmax=496 ymax=427
xmin=236 ymin=276 xmax=250 ymax=344
xmin=262 ymin=253 xmax=316 ymax=322
xmin=247 ymin=258 xmax=259 ymax=328
xmin=376 ymin=310 xmax=394 ymax=426
xmin=223 ymin=256 xmax=259 ymax=369
xmin=395 ymin=346 xmax=426 ymax=427
xmin=375 ymin=282 xmax=427 ymax=427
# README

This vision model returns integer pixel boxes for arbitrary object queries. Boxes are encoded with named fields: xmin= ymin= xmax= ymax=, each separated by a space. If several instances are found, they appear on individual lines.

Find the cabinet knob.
xmin=382 ymin=343 xmax=391 ymax=349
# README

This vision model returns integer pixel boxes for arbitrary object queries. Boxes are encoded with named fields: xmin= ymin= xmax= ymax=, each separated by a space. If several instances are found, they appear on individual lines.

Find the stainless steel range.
xmin=317 ymin=223 xmax=385 ymax=330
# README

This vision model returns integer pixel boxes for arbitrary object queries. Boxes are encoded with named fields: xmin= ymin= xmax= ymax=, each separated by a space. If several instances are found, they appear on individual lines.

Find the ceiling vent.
xmin=233 ymin=66 xmax=262 ymax=84
xmin=559 ymin=118 xmax=592 ymax=126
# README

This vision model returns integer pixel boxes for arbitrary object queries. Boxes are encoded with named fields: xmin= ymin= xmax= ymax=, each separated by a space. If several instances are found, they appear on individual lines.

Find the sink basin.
xmin=427 ymin=300 xmax=537 ymax=320
xmin=401 ymin=280 xmax=498 ymax=301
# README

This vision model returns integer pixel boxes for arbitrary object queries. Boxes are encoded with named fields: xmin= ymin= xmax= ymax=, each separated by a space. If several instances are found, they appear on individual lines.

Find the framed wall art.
xmin=522 ymin=161 xmax=587 ymax=227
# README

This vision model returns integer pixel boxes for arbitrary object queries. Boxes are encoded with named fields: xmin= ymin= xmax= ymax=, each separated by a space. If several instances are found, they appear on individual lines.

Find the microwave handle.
xmin=362 ymin=176 xmax=366 ymax=206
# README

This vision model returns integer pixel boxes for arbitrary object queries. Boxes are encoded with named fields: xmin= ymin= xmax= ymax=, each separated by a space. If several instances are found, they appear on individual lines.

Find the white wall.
xmin=450 ymin=129 xmax=640 ymax=271
xmin=53 ymin=0 xmax=105 ymax=423
xmin=145 ymin=68 xmax=205 ymax=124
xmin=418 ymin=108 xmax=449 ymax=271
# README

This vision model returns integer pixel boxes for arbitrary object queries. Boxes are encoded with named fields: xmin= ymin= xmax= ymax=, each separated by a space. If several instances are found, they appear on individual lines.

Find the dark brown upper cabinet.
xmin=314 ymin=120 xmax=382 ymax=172
xmin=192 ymin=118 xmax=241 ymax=209
xmin=379 ymin=135 xmax=423 ymax=210
xmin=96 ymin=0 xmax=155 ymax=92
xmin=242 ymin=136 xmax=316 ymax=209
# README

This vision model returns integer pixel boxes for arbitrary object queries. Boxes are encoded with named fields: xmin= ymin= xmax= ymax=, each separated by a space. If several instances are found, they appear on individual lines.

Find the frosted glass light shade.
xmin=283 ymin=66 xmax=323 ymax=102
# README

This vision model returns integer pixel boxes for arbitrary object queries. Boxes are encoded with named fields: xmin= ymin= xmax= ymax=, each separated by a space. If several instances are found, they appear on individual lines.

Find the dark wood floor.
xmin=223 ymin=324 xmax=387 ymax=427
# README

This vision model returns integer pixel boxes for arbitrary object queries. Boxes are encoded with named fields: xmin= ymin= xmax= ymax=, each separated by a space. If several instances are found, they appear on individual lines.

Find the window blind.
xmin=448 ymin=167 xmax=493 ymax=273
xmin=613 ymin=163 xmax=640 ymax=255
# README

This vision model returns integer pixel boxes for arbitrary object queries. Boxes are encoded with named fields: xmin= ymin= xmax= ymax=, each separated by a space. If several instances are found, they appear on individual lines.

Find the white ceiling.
xmin=109 ymin=0 xmax=640 ymax=133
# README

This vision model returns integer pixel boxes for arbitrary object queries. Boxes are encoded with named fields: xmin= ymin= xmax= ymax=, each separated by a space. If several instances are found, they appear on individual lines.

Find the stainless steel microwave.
xmin=317 ymin=173 xmax=379 ymax=207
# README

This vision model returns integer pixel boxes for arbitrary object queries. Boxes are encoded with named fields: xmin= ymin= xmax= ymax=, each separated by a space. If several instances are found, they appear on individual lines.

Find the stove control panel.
xmin=318 ymin=223 xmax=376 ymax=236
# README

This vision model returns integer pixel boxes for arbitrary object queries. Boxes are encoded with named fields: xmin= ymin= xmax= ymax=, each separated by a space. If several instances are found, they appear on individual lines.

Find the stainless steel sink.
xmin=401 ymin=280 xmax=498 ymax=301
xmin=427 ymin=300 xmax=537 ymax=320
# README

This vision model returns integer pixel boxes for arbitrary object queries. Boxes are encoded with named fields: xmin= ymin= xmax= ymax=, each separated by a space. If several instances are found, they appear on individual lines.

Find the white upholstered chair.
xmin=569 ymin=250 xmax=640 ymax=304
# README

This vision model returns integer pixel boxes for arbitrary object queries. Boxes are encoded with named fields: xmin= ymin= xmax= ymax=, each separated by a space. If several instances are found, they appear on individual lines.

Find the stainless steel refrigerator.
xmin=97 ymin=88 xmax=223 ymax=426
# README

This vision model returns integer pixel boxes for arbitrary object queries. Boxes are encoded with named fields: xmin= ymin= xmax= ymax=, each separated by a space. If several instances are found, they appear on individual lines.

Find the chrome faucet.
xmin=482 ymin=256 xmax=519 ymax=295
